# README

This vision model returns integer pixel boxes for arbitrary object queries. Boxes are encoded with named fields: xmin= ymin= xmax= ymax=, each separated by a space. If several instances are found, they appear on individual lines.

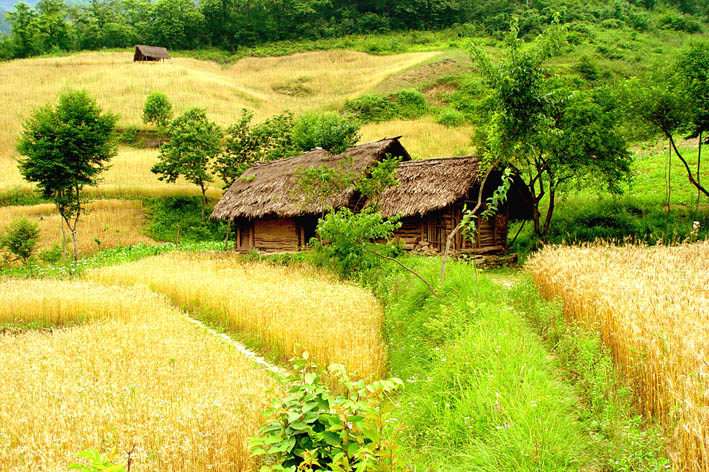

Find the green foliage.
xmin=249 ymin=352 xmax=403 ymax=472
xmin=143 ymin=196 xmax=227 ymax=242
xmin=357 ymin=155 xmax=402 ymax=210
xmin=1 ymin=216 xmax=40 ymax=263
xmin=676 ymin=42 xmax=709 ymax=137
xmin=435 ymin=108 xmax=466 ymax=127
xmin=575 ymin=55 xmax=599 ymax=81
xmin=294 ymin=159 xmax=356 ymax=213
xmin=657 ymin=11 xmax=702 ymax=33
xmin=142 ymin=91 xmax=173 ymax=130
xmin=292 ymin=112 xmax=361 ymax=154
xmin=38 ymin=242 xmax=62 ymax=263
xmin=0 ymin=187 xmax=48 ymax=206
xmin=215 ymin=109 xmax=296 ymax=187
xmin=119 ymin=125 xmax=139 ymax=145
xmin=459 ymin=167 xmax=513 ymax=244
xmin=16 ymin=89 xmax=118 ymax=261
xmin=68 ymin=449 xmax=125 ymax=472
xmin=343 ymin=89 xmax=428 ymax=123
xmin=312 ymin=207 xmax=401 ymax=277
xmin=152 ymin=107 xmax=222 ymax=220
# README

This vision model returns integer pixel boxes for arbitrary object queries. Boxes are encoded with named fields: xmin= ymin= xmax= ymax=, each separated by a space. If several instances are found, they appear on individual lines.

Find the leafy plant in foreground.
xmin=68 ymin=449 xmax=126 ymax=472
xmin=250 ymin=352 xmax=403 ymax=472
xmin=1 ymin=216 xmax=40 ymax=264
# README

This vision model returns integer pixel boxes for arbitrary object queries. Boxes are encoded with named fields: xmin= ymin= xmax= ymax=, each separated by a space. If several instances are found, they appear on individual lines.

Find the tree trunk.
xmin=668 ymin=134 xmax=709 ymax=197
xmin=698 ymin=131 xmax=703 ymax=210
xmin=542 ymin=184 xmax=556 ymax=240
xmin=667 ymin=139 xmax=672 ymax=215
xmin=71 ymin=228 xmax=78 ymax=263
xmin=200 ymin=184 xmax=207 ymax=222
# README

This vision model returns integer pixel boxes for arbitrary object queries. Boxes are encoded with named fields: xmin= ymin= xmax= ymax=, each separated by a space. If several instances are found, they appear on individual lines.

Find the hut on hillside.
xmin=378 ymin=157 xmax=533 ymax=254
xmin=210 ymin=138 xmax=412 ymax=252
xmin=211 ymin=140 xmax=533 ymax=254
xmin=133 ymin=45 xmax=170 ymax=62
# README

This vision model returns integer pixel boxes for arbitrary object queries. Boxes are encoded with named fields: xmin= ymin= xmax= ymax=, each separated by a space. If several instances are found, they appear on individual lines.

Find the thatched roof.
xmin=378 ymin=157 xmax=533 ymax=220
xmin=211 ymin=138 xmax=411 ymax=220
xmin=378 ymin=157 xmax=479 ymax=218
xmin=134 ymin=45 xmax=170 ymax=60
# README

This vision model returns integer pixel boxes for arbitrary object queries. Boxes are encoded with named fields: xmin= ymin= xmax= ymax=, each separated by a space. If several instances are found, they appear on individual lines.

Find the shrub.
xmin=143 ymin=196 xmax=227 ymax=242
xmin=1 ymin=216 xmax=40 ymax=264
xmin=576 ymin=55 xmax=600 ymax=81
xmin=436 ymin=108 xmax=466 ymax=127
xmin=249 ymin=352 xmax=403 ymax=472
xmin=658 ymin=12 xmax=702 ymax=33
xmin=38 ymin=243 xmax=62 ymax=263
xmin=142 ymin=91 xmax=173 ymax=130
xmin=119 ymin=125 xmax=139 ymax=145
xmin=343 ymin=94 xmax=393 ymax=122
xmin=395 ymin=89 xmax=428 ymax=118
xmin=293 ymin=112 xmax=361 ymax=154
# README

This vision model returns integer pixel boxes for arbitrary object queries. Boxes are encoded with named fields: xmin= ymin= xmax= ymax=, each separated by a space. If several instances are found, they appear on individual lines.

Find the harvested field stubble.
xmin=0 ymin=279 xmax=277 ymax=471
xmin=526 ymin=242 xmax=709 ymax=471
xmin=85 ymin=251 xmax=386 ymax=380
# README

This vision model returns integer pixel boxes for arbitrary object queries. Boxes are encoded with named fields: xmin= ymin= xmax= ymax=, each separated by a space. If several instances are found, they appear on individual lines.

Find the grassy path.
xmin=371 ymin=259 xmax=670 ymax=471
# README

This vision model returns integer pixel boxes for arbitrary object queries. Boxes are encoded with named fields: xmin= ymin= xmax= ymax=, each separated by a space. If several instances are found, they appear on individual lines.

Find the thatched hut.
xmin=211 ymin=138 xmax=412 ymax=252
xmin=133 ymin=45 xmax=170 ymax=62
xmin=378 ymin=157 xmax=533 ymax=254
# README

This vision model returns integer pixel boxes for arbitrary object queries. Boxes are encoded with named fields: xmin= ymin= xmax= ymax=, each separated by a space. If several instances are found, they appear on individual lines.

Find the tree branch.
xmin=366 ymin=248 xmax=438 ymax=298
xmin=669 ymin=134 xmax=709 ymax=197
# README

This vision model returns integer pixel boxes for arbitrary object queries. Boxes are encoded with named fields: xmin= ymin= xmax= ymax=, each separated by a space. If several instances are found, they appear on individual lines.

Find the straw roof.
xmin=378 ymin=157 xmax=533 ymax=220
xmin=378 ymin=157 xmax=479 ymax=218
xmin=211 ymin=138 xmax=411 ymax=220
xmin=134 ymin=45 xmax=170 ymax=60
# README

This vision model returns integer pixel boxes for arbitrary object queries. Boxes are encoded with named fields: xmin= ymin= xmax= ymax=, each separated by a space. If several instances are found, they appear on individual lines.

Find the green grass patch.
xmin=143 ymin=196 xmax=228 ymax=243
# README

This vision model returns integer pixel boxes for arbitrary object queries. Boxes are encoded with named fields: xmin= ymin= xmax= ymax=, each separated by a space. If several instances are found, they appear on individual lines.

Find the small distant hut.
xmin=133 ymin=45 xmax=170 ymax=62
xmin=378 ymin=157 xmax=533 ymax=254
xmin=210 ymin=138 xmax=411 ymax=253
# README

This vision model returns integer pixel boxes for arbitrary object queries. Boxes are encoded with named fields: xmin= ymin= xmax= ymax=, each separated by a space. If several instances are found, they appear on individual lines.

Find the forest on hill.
xmin=0 ymin=0 xmax=707 ymax=59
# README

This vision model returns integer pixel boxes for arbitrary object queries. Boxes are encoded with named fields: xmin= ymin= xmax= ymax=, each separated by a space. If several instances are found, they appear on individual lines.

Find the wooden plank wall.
xmin=253 ymin=218 xmax=300 ymax=252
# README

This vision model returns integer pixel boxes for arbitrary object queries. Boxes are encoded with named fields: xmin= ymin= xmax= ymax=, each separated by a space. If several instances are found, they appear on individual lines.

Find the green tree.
xmin=142 ymin=91 xmax=173 ymax=132
xmin=152 ymin=107 xmax=222 ymax=221
xmin=215 ymin=109 xmax=297 ymax=188
xmin=473 ymin=19 xmax=631 ymax=241
xmin=293 ymin=112 xmax=361 ymax=154
xmin=676 ymin=42 xmax=709 ymax=207
xmin=1 ymin=216 xmax=40 ymax=264
xmin=17 ymin=90 xmax=118 ymax=262
xmin=6 ymin=2 xmax=41 ymax=58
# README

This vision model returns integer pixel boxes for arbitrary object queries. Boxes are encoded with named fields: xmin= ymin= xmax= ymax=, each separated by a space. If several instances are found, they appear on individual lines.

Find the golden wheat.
xmin=0 ymin=199 xmax=154 ymax=257
xmin=85 ymin=251 xmax=386 ymax=380
xmin=0 ymin=279 xmax=278 ymax=472
xmin=526 ymin=242 xmax=709 ymax=471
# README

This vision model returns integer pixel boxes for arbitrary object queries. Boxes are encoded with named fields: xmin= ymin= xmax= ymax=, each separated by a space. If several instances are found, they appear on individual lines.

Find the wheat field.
xmin=0 ymin=199 xmax=154 ymax=258
xmin=0 ymin=50 xmax=440 ymax=193
xmin=85 ymin=251 xmax=387 ymax=380
xmin=526 ymin=242 xmax=709 ymax=471
xmin=0 ymin=279 xmax=278 ymax=472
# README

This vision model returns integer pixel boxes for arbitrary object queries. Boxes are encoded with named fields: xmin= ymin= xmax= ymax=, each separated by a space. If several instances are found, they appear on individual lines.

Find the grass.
xmin=0 ymin=199 xmax=155 ymax=258
xmin=0 ymin=278 xmax=278 ymax=471
xmin=358 ymin=256 xmax=671 ymax=471
xmin=526 ymin=242 xmax=709 ymax=471
xmin=84 ymin=251 xmax=386 ymax=381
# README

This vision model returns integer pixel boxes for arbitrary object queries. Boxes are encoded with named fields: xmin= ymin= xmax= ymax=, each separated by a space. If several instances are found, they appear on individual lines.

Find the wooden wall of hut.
xmin=232 ymin=217 xmax=318 ymax=253
xmin=393 ymin=201 xmax=509 ymax=254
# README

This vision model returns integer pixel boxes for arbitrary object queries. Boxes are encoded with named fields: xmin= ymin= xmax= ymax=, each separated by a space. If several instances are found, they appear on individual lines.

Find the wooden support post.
xmin=224 ymin=220 xmax=231 ymax=251
xmin=234 ymin=225 xmax=241 ymax=251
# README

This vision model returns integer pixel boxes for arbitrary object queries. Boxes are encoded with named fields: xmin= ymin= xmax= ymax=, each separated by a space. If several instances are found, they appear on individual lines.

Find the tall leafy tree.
xmin=17 ymin=90 xmax=118 ymax=261
xmin=6 ymin=2 xmax=41 ymax=58
xmin=473 ymin=19 xmax=631 ymax=240
xmin=152 ymin=107 xmax=222 ymax=221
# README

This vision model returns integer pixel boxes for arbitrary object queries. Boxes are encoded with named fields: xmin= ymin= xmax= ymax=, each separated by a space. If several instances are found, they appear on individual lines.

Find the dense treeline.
xmin=0 ymin=0 xmax=706 ymax=60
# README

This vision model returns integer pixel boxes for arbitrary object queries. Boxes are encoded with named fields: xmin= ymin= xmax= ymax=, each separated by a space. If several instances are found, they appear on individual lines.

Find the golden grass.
xmin=526 ymin=242 xmax=709 ymax=471
xmin=359 ymin=117 xmax=475 ymax=159
xmin=85 ymin=251 xmax=386 ymax=380
xmin=0 ymin=279 xmax=277 ymax=471
xmin=0 ymin=50 xmax=438 ymax=194
xmin=0 ymin=199 xmax=154 ymax=257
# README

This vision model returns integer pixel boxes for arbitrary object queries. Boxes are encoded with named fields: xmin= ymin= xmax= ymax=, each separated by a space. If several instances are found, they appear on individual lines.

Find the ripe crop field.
xmin=0 ymin=279 xmax=278 ymax=471
xmin=85 ymin=251 xmax=386 ymax=380
xmin=0 ymin=50 xmax=441 ymax=195
xmin=526 ymin=242 xmax=709 ymax=471
xmin=0 ymin=200 xmax=154 ymax=257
